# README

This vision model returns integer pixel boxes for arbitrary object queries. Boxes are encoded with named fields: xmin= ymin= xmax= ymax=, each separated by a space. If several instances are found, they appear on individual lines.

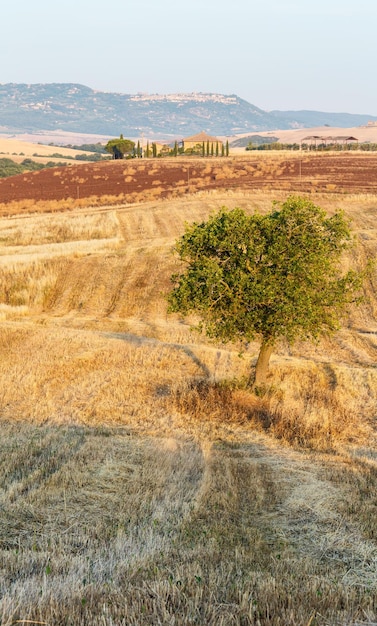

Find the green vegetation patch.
xmin=0 ymin=157 xmax=67 ymax=178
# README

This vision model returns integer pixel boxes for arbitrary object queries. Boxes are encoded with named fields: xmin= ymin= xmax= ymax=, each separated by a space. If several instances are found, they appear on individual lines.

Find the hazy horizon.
xmin=1 ymin=0 xmax=376 ymax=116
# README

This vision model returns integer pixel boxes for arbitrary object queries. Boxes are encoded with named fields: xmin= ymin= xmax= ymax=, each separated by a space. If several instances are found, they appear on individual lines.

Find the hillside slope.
xmin=0 ymin=189 xmax=376 ymax=624
xmin=0 ymin=190 xmax=376 ymax=429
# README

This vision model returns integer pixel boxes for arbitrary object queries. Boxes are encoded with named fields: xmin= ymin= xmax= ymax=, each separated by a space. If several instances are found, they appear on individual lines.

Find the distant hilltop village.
xmin=129 ymin=93 xmax=239 ymax=105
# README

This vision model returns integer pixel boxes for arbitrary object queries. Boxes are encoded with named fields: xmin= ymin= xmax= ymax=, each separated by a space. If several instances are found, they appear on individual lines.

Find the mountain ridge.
xmin=0 ymin=83 xmax=376 ymax=138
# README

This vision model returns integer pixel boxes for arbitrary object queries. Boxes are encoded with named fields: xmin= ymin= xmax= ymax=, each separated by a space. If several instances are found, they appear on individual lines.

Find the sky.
xmin=1 ymin=0 xmax=376 ymax=115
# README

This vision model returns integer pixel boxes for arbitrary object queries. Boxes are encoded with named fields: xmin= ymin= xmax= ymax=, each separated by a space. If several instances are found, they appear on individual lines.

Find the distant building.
xmin=182 ymin=131 xmax=223 ymax=152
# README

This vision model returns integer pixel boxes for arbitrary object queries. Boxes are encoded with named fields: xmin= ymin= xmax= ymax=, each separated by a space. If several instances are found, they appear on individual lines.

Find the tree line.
xmin=105 ymin=136 xmax=230 ymax=159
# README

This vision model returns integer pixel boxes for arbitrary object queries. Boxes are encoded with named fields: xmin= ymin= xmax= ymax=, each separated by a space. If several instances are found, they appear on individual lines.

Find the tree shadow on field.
xmin=322 ymin=363 xmax=338 ymax=390
xmin=103 ymin=331 xmax=274 ymax=428
xmin=167 ymin=378 xmax=273 ymax=428
xmin=102 ymin=331 xmax=211 ymax=378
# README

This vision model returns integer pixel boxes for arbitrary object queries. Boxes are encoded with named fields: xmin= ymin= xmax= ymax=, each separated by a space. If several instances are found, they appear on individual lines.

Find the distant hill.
xmin=0 ymin=83 xmax=376 ymax=138
xmin=230 ymin=135 xmax=279 ymax=148
xmin=269 ymin=109 xmax=377 ymax=129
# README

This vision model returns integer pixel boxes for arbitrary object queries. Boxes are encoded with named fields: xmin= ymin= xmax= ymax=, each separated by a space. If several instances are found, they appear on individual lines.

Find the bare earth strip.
xmin=1 ymin=153 xmax=377 ymax=214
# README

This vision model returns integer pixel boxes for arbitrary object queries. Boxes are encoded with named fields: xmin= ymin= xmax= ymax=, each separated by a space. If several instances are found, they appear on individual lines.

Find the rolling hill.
xmin=1 ymin=83 xmax=377 ymax=138
xmin=0 ymin=183 xmax=376 ymax=624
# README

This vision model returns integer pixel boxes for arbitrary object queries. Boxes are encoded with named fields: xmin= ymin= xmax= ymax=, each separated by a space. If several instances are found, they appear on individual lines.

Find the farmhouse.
xmin=182 ymin=131 xmax=223 ymax=152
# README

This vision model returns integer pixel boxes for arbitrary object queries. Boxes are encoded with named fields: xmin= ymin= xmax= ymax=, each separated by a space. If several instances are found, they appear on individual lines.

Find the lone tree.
xmin=168 ymin=196 xmax=364 ymax=387
xmin=105 ymin=135 xmax=135 ymax=159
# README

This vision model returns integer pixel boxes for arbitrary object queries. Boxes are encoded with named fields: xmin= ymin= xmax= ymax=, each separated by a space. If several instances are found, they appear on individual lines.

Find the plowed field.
xmin=1 ymin=153 xmax=377 ymax=212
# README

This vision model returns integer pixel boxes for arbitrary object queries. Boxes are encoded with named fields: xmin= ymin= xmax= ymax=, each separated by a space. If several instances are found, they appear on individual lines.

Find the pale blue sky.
xmin=1 ymin=0 xmax=376 ymax=114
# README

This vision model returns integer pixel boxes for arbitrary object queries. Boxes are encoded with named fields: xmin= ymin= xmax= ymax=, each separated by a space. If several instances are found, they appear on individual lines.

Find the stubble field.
xmin=0 ymin=155 xmax=377 ymax=625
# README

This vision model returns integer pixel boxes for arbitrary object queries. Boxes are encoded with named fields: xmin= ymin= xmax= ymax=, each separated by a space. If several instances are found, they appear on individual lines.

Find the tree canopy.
xmin=168 ymin=196 xmax=364 ymax=387
xmin=105 ymin=135 xmax=135 ymax=159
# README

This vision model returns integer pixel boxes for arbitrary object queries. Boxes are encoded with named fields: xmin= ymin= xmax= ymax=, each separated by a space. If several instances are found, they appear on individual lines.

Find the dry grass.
xmin=0 ymin=195 xmax=132 ymax=216
xmin=0 ymin=189 xmax=376 ymax=624
xmin=2 ymin=417 xmax=377 ymax=624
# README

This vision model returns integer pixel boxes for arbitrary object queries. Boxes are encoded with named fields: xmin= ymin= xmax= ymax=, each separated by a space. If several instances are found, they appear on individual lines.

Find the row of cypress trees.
xmin=142 ymin=140 xmax=230 ymax=158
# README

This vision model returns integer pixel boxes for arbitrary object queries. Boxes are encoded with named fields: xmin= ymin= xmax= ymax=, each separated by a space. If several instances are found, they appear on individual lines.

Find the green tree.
xmin=146 ymin=141 xmax=150 ymax=158
xmin=105 ymin=135 xmax=135 ymax=159
xmin=225 ymin=140 xmax=229 ymax=157
xmin=185 ymin=143 xmax=203 ymax=156
xmin=168 ymin=197 xmax=364 ymax=388
xmin=68 ymin=143 xmax=107 ymax=154
xmin=0 ymin=158 xmax=25 ymax=177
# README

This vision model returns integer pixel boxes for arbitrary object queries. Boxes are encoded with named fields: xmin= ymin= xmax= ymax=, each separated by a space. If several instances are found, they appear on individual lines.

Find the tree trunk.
xmin=251 ymin=341 xmax=274 ymax=388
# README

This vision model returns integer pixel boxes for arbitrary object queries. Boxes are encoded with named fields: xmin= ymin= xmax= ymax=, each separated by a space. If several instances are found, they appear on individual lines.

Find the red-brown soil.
xmin=1 ymin=153 xmax=377 ymax=213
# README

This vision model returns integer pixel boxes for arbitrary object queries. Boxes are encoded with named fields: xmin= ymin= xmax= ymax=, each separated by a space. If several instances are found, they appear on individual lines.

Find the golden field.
xmin=0 ymin=187 xmax=376 ymax=625
xmin=0 ymin=137 xmax=99 ymax=164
